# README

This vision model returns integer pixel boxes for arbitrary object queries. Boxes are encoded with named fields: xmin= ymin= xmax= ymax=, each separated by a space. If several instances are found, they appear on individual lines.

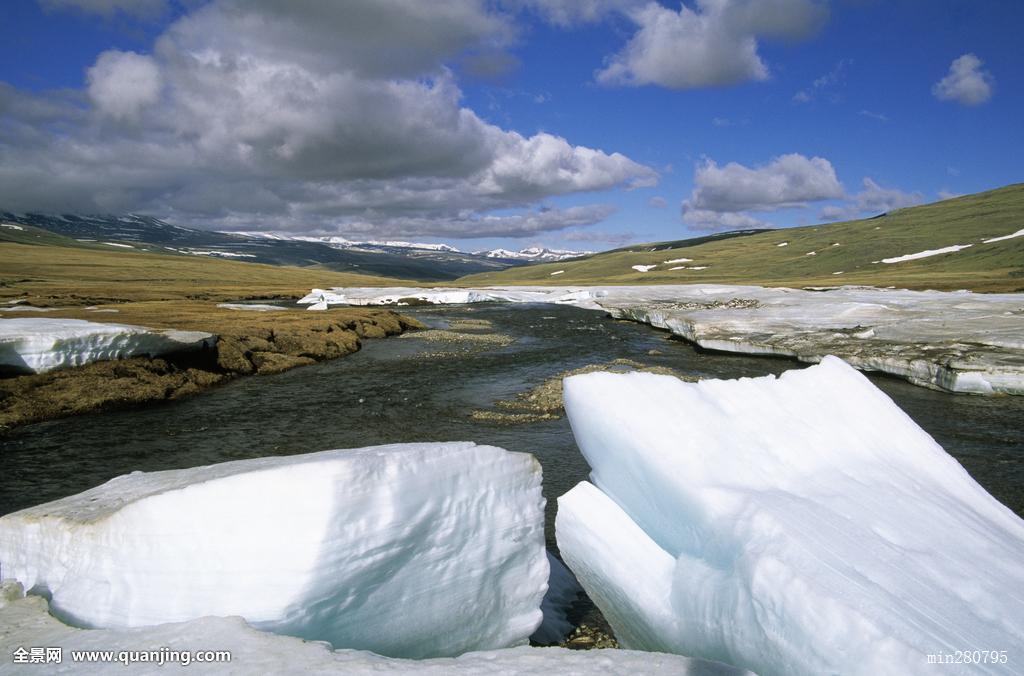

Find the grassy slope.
xmin=460 ymin=184 xmax=1024 ymax=292
xmin=0 ymin=234 xmax=414 ymax=305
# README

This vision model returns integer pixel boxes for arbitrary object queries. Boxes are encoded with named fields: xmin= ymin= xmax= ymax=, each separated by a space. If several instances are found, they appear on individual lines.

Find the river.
xmin=2 ymin=302 xmax=1022 ymax=549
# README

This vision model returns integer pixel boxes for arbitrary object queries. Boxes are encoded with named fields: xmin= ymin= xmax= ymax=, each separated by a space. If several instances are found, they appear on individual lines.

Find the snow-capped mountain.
xmin=478 ymin=246 xmax=592 ymax=262
xmin=230 ymin=231 xmax=460 ymax=253
xmin=0 ymin=214 xmax=521 ymax=281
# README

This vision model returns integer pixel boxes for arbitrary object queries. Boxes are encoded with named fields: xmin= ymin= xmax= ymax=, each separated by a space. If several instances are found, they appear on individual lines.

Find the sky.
xmin=1 ymin=0 xmax=1022 ymax=253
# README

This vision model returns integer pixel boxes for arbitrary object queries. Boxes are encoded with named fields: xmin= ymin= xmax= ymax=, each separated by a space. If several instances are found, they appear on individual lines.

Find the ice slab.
xmin=303 ymin=284 xmax=1024 ymax=394
xmin=0 ymin=318 xmax=216 ymax=374
xmin=556 ymin=357 xmax=1024 ymax=675
xmin=0 ymin=580 xmax=750 ymax=675
xmin=0 ymin=442 xmax=547 ymax=659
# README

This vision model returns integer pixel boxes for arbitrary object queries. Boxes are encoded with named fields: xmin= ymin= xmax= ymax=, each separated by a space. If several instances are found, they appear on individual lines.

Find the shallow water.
xmin=2 ymin=303 xmax=1023 ymax=548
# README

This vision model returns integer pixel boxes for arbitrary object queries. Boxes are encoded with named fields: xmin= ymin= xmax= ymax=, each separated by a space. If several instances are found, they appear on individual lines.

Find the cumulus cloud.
xmin=87 ymin=50 xmax=162 ymax=119
xmin=933 ymin=53 xmax=994 ymax=106
xmin=597 ymin=0 xmax=828 ymax=89
xmin=1 ymin=0 xmax=655 ymax=238
xmin=681 ymin=208 xmax=768 ymax=231
xmin=684 ymin=153 xmax=842 ymax=213
xmin=680 ymin=152 xmax=841 ymax=231
xmin=818 ymin=177 xmax=924 ymax=221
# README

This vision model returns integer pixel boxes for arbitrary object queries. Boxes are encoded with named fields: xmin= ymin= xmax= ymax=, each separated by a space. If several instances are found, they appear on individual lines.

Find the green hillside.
xmin=460 ymin=184 xmax=1024 ymax=292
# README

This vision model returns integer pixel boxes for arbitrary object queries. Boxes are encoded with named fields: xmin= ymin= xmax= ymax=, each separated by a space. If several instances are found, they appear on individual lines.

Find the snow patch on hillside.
xmin=984 ymin=228 xmax=1024 ymax=244
xmin=881 ymin=244 xmax=972 ymax=263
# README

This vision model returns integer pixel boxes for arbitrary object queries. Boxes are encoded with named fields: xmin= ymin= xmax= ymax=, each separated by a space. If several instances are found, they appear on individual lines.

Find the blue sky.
xmin=1 ymin=1 xmax=1021 ymax=252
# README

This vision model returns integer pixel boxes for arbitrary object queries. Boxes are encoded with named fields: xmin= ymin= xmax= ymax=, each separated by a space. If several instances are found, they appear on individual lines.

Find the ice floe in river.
xmin=0 ymin=443 xmax=548 ymax=659
xmin=0 ymin=581 xmax=749 ymax=675
xmin=298 ymin=284 xmax=1024 ymax=394
xmin=0 ymin=318 xmax=215 ymax=374
xmin=556 ymin=357 xmax=1024 ymax=675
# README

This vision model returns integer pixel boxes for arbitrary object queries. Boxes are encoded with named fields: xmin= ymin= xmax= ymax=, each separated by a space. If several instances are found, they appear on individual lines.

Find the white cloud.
xmin=513 ymin=0 xmax=643 ymax=26
xmin=933 ymin=53 xmax=994 ymax=106
xmin=648 ymin=196 xmax=667 ymax=208
xmin=40 ymin=0 xmax=168 ymax=18
xmin=87 ymin=50 xmax=162 ymax=120
xmin=792 ymin=58 xmax=851 ymax=103
xmin=937 ymin=190 xmax=963 ymax=201
xmin=2 ymin=0 xmax=656 ymax=238
xmin=818 ymin=177 xmax=924 ymax=221
xmin=563 ymin=228 xmax=637 ymax=245
xmin=680 ymin=152 xmax=842 ymax=231
xmin=858 ymin=109 xmax=888 ymax=122
xmin=852 ymin=177 xmax=924 ymax=214
xmin=818 ymin=205 xmax=850 ymax=221
xmin=596 ymin=0 xmax=828 ymax=89
xmin=681 ymin=208 xmax=768 ymax=231
xmin=684 ymin=153 xmax=843 ymax=213
xmin=329 ymin=204 xmax=619 ymax=239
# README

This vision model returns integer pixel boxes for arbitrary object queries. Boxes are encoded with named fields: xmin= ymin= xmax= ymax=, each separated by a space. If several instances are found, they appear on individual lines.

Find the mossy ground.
xmin=0 ymin=302 xmax=424 ymax=431
xmin=0 ymin=233 xmax=430 ymax=430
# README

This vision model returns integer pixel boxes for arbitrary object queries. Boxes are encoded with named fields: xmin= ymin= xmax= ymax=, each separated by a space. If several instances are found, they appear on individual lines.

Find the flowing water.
xmin=2 ymin=303 xmax=1023 ymax=550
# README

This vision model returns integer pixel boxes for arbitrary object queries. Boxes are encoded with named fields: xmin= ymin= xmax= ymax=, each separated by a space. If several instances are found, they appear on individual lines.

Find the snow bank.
xmin=0 ymin=442 xmax=548 ymax=659
xmin=301 ymin=284 xmax=1024 ymax=394
xmin=631 ymin=265 xmax=657 ymax=273
xmin=556 ymin=358 xmax=1024 ymax=675
xmin=298 ymin=287 xmax=608 ymax=308
xmin=0 ymin=318 xmax=215 ymax=374
xmin=0 ymin=581 xmax=748 ymax=676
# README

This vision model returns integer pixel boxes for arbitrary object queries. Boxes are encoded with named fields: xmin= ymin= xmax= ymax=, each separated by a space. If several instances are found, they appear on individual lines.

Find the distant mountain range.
xmin=0 ymin=213 xmax=589 ymax=281
xmin=478 ymin=246 xmax=592 ymax=262
xmin=232 ymin=231 xmax=590 ymax=261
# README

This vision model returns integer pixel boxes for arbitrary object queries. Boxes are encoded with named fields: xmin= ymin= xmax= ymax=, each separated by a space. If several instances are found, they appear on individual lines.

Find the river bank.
xmin=300 ymin=285 xmax=1024 ymax=394
xmin=0 ymin=301 xmax=422 ymax=431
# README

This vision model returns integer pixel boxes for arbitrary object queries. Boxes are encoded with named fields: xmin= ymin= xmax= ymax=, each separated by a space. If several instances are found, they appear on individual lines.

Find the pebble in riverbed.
xmin=560 ymin=624 xmax=619 ymax=650
xmin=400 ymin=320 xmax=516 ymax=359
xmin=648 ymin=297 xmax=762 ymax=311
